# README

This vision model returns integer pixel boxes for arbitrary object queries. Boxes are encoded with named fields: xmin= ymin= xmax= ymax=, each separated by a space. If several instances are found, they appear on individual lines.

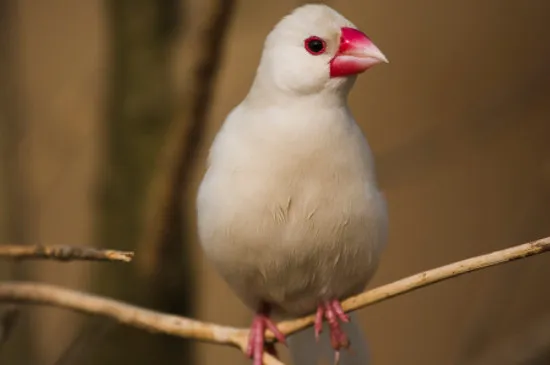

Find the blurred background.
xmin=1 ymin=0 xmax=549 ymax=364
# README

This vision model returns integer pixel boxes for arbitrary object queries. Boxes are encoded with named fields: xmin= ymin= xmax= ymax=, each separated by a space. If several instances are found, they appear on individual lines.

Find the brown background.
xmin=1 ymin=1 xmax=550 ymax=365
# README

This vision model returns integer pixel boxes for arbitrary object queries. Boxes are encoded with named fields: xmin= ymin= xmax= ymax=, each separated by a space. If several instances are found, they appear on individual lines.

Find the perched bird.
xmin=196 ymin=3 xmax=389 ymax=365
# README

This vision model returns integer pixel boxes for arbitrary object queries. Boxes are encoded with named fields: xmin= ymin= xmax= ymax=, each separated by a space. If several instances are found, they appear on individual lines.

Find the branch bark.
xmin=0 ymin=236 xmax=548 ymax=364
xmin=0 ymin=245 xmax=134 ymax=262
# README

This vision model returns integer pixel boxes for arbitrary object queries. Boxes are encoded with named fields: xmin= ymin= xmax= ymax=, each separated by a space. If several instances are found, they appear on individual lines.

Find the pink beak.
xmin=330 ymin=27 xmax=388 ymax=78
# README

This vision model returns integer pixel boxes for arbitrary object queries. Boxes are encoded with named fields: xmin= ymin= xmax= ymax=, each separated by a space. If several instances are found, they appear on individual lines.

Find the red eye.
xmin=304 ymin=36 xmax=326 ymax=55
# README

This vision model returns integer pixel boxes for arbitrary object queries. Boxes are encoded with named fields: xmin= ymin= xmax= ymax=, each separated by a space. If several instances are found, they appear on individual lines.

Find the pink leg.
xmin=245 ymin=303 xmax=287 ymax=365
xmin=315 ymin=299 xmax=351 ymax=362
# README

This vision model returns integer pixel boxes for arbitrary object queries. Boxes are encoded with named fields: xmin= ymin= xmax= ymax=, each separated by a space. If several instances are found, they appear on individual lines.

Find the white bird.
xmin=196 ymin=4 xmax=389 ymax=365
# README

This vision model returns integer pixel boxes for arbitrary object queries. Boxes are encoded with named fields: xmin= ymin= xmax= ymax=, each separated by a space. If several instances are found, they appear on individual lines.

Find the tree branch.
xmin=0 ymin=245 xmax=134 ymax=262
xmin=0 ymin=236 xmax=548 ymax=364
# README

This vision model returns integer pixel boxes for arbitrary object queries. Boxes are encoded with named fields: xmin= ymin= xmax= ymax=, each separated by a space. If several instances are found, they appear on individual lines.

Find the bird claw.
xmin=246 ymin=306 xmax=287 ymax=365
xmin=334 ymin=349 xmax=341 ymax=365
xmin=314 ymin=299 xmax=351 ymax=355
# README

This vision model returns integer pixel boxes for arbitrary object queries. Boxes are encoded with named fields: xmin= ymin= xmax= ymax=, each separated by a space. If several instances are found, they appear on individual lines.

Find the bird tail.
xmin=287 ymin=312 xmax=370 ymax=365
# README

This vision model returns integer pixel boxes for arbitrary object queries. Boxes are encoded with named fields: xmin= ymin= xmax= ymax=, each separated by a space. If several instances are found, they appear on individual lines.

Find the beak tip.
xmin=373 ymin=47 xmax=389 ymax=64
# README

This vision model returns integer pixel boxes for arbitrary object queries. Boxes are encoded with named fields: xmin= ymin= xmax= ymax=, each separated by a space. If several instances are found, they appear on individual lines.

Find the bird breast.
xmin=196 ymin=106 xmax=388 ymax=317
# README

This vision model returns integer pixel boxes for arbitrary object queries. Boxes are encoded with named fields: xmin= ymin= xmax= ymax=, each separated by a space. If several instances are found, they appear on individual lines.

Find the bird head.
xmin=251 ymin=4 xmax=388 ymax=98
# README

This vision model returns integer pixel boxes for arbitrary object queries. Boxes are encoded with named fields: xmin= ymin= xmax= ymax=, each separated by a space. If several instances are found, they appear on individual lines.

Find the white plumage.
xmin=196 ymin=4 xmax=388 ymax=365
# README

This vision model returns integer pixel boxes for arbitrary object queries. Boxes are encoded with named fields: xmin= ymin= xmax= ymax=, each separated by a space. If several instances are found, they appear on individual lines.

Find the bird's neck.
xmin=244 ymin=73 xmax=351 ymax=110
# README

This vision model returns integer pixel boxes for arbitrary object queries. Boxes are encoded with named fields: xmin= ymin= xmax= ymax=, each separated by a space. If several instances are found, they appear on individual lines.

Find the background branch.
xmin=464 ymin=312 xmax=550 ymax=365
xmin=0 ymin=306 xmax=19 ymax=349
xmin=0 ymin=236 xmax=548 ymax=364
xmin=51 ymin=319 xmax=117 ymax=365
xmin=138 ymin=0 xmax=236 ymax=275
xmin=0 ymin=245 xmax=134 ymax=262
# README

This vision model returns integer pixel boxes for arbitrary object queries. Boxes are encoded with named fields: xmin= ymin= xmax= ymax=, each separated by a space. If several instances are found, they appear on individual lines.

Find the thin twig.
xmin=0 ymin=245 xmax=134 ymax=262
xmin=0 ymin=236 xmax=548 ymax=363
xmin=275 ymin=236 xmax=550 ymax=337
xmin=0 ymin=306 xmax=19 ymax=348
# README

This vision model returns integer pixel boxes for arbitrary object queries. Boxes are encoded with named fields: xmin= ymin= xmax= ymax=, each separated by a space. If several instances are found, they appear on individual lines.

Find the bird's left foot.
xmin=246 ymin=304 xmax=287 ymax=365
xmin=314 ymin=299 xmax=351 ymax=363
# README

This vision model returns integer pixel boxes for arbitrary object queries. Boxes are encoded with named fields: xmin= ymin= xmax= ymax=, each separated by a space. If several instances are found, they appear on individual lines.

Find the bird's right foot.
xmin=314 ymin=299 xmax=351 ymax=363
